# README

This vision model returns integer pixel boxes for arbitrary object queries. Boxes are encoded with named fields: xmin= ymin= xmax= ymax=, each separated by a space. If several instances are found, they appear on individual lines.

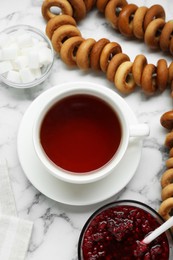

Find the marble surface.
xmin=0 ymin=0 xmax=173 ymax=259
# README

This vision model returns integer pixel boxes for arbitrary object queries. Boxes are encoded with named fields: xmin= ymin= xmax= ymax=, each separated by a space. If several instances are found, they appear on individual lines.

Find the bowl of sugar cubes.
xmin=0 ymin=25 xmax=54 ymax=88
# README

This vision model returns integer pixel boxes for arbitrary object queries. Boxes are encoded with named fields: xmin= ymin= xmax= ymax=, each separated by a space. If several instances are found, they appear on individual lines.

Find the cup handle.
xmin=129 ymin=123 xmax=150 ymax=137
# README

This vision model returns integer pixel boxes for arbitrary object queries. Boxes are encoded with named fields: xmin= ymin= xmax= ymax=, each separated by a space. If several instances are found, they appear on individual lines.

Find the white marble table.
xmin=0 ymin=0 xmax=173 ymax=259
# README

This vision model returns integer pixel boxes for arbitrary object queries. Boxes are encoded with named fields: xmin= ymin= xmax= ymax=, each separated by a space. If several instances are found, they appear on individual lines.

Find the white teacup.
xmin=32 ymin=82 xmax=149 ymax=184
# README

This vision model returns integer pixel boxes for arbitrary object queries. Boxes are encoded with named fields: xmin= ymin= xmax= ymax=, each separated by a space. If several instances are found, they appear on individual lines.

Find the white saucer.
xmin=17 ymin=85 xmax=143 ymax=206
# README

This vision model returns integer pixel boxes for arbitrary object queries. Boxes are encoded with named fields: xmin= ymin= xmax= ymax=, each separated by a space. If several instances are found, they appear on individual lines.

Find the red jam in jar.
xmin=79 ymin=201 xmax=171 ymax=260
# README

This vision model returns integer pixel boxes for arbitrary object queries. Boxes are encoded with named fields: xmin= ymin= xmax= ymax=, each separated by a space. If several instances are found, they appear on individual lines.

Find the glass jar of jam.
xmin=78 ymin=200 xmax=173 ymax=259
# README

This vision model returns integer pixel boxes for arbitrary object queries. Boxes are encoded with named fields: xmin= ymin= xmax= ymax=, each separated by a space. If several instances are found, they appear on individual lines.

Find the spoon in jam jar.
xmin=133 ymin=216 xmax=173 ymax=257
xmin=142 ymin=216 xmax=173 ymax=244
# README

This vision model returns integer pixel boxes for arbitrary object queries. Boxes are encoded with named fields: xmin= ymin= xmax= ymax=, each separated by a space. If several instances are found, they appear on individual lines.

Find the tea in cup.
xmin=32 ymin=82 xmax=149 ymax=184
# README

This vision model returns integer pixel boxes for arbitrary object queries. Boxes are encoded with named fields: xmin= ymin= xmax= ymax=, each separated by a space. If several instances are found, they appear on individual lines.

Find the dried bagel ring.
xmin=46 ymin=15 xmax=77 ymax=39
xmin=133 ymin=6 xmax=148 ymax=39
xmin=169 ymin=67 xmax=173 ymax=97
xmin=68 ymin=0 xmax=86 ymax=21
xmin=90 ymin=38 xmax=110 ymax=70
xmin=51 ymin=24 xmax=81 ymax=53
xmin=42 ymin=0 xmax=73 ymax=21
xmin=169 ymin=37 xmax=173 ymax=56
xmin=143 ymin=4 xmax=165 ymax=31
xmin=96 ymin=0 xmax=110 ymax=13
xmin=141 ymin=64 xmax=157 ymax=95
xmin=156 ymin=59 xmax=168 ymax=92
xmin=168 ymin=62 xmax=173 ymax=83
xmin=161 ymin=168 xmax=173 ymax=188
xmin=114 ymin=61 xmax=136 ymax=94
xmin=165 ymin=131 xmax=173 ymax=149
xmin=76 ymin=38 xmax=96 ymax=70
xmin=160 ymin=20 xmax=173 ymax=52
xmin=159 ymin=198 xmax=173 ymax=221
xmin=100 ymin=42 xmax=122 ymax=72
xmin=132 ymin=54 xmax=147 ymax=86
xmin=170 ymin=147 xmax=173 ymax=157
xmin=105 ymin=0 xmax=128 ymax=30
xmin=83 ymin=0 xmax=96 ymax=12
xmin=162 ymin=184 xmax=173 ymax=201
xmin=171 ymin=81 xmax=173 ymax=98
xmin=118 ymin=4 xmax=138 ymax=37
xmin=60 ymin=36 xmax=85 ymax=66
xmin=160 ymin=110 xmax=173 ymax=130
xmin=107 ymin=53 xmax=130 ymax=82
xmin=144 ymin=18 xmax=165 ymax=49
xmin=166 ymin=158 xmax=173 ymax=169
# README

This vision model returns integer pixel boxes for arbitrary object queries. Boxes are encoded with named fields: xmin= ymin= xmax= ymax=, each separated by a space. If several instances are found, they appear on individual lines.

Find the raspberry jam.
xmin=78 ymin=201 xmax=171 ymax=260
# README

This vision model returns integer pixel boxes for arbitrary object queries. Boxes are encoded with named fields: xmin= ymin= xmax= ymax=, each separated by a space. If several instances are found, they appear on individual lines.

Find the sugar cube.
xmin=19 ymin=68 xmax=35 ymax=83
xmin=1 ymin=43 xmax=19 ymax=60
xmin=0 ymin=61 xmax=13 ymax=74
xmin=31 ymin=68 xmax=42 ymax=79
xmin=28 ymin=50 xmax=40 ymax=69
xmin=14 ymin=55 xmax=28 ymax=69
xmin=39 ymin=47 xmax=52 ymax=66
xmin=17 ymin=33 xmax=33 ymax=48
xmin=6 ymin=70 xmax=21 ymax=83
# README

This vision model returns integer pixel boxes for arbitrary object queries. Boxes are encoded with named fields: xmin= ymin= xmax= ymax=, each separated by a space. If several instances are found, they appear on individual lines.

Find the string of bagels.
xmin=41 ymin=0 xmax=173 ymax=225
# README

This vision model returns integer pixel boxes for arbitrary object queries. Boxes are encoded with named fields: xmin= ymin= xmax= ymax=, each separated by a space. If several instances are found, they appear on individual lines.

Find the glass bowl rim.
xmin=0 ymin=24 xmax=54 ymax=89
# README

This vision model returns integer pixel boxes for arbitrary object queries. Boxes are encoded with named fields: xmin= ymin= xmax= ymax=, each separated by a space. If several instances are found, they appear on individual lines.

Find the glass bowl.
xmin=78 ymin=200 xmax=173 ymax=259
xmin=0 ymin=24 xmax=54 ymax=88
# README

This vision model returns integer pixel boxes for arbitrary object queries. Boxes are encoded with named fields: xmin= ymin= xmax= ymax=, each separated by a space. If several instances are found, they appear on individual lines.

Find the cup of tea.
xmin=32 ymin=82 xmax=149 ymax=184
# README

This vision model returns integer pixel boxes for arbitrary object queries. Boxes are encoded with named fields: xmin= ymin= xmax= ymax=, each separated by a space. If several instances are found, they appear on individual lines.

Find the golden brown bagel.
xmin=132 ymin=54 xmax=147 ymax=86
xmin=118 ymin=4 xmax=138 ymax=37
xmin=159 ymin=197 xmax=173 ymax=221
xmin=46 ymin=15 xmax=77 ymax=39
xmin=68 ymin=0 xmax=86 ymax=21
xmin=143 ymin=4 xmax=165 ymax=31
xmin=106 ymin=53 xmax=130 ymax=82
xmin=161 ymin=168 xmax=173 ymax=188
xmin=160 ymin=110 xmax=173 ymax=130
xmin=162 ymin=184 xmax=173 ymax=201
xmin=160 ymin=20 xmax=173 ymax=52
xmin=96 ymin=0 xmax=110 ymax=13
xmin=60 ymin=36 xmax=85 ymax=66
xmin=114 ymin=61 xmax=136 ymax=94
xmin=76 ymin=38 xmax=96 ymax=70
xmin=156 ymin=59 xmax=168 ymax=92
xmin=105 ymin=0 xmax=128 ymax=30
xmin=144 ymin=18 xmax=165 ymax=49
xmin=51 ymin=24 xmax=81 ymax=53
xmin=100 ymin=42 xmax=122 ymax=72
xmin=132 ymin=6 xmax=148 ymax=39
xmin=141 ymin=64 xmax=157 ymax=95
xmin=42 ymin=0 xmax=73 ymax=21
xmin=166 ymin=158 xmax=173 ymax=169
xmin=90 ymin=38 xmax=110 ymax=70
xmin=83 ymin=0 xmax=96 ymax=12
xmin=165 ymin=131 xmax=173 ymax=149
